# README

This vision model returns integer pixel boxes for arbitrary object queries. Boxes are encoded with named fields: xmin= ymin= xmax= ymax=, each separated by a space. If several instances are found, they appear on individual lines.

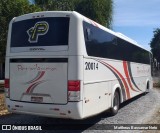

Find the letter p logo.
xmin=27 ymin=21 xmax=49 ymax=43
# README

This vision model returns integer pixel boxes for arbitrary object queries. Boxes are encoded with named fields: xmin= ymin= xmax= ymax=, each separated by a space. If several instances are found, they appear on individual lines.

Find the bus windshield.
xmin=11 ymin=17 xmax=69 ymax=47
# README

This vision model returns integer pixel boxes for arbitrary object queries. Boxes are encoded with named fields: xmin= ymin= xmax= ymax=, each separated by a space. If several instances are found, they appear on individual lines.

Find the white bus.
xmin=5 ymin=11 xmax=152 ymax=119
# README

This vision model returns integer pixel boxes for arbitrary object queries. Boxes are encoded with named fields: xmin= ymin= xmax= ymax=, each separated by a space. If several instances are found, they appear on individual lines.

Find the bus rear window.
xmin=11 ymin=17 xmax=69 ymax=47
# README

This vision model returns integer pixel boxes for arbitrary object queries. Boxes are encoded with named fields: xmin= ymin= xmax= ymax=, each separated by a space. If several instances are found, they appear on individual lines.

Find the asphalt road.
xmin=1 ymin=89 xmax=160 ymax=133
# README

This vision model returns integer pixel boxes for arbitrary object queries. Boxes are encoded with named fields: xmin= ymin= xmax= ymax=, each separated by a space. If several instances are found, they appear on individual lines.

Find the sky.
xmin=113 ymin=0 xmax=160 ymax=50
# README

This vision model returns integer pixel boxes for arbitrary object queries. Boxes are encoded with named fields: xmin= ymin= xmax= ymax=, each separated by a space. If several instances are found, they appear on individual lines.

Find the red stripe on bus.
xmin=123 ymin=61 xmax=139 ymax=92
xmin=26 ymin=80 xmax=46 ymax=93
xmin=96 ymin=60 xmax=126 ymax=101
xmin=25 ymin=71 xmax=45 ymax=84
xmin=26 ymin=82 xmax=40 ymax=93
xmin=32 ymin=71 xmax=45 ymax=83
xmin=88 ymin=18 xmax=99 ymax=27
xmin=91 ymin=21 xmax=99 ymax=27
xmin=101 ymin=61 xmax=130 ymax=99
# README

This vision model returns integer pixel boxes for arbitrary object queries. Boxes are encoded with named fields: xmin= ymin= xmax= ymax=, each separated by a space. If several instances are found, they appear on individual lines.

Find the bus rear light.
xmin=5 ymin=79 xmax=10 ymax=98
xmin=5 ymin=79 xmax=9 ymax=88
xmin=68 ymin=81 xmax=80 ymax=101
xmin=68 ymin=81 xmax=80 ymax=91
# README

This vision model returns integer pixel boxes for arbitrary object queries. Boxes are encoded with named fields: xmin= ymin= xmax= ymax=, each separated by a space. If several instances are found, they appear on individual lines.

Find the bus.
xmin=5 ymin=11 xmax=152 ymax=119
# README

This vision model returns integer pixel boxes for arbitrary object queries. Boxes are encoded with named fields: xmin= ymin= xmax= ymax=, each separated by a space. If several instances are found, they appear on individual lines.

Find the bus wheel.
xmin=110 ymin=91 xmax=120 ymax=116
xmin=145 ymin=82 xmax=150 ymax=94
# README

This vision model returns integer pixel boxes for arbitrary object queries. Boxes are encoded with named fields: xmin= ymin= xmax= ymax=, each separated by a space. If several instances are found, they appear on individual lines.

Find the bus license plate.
xmin=31 ymin=96 xmax=43 ymax=102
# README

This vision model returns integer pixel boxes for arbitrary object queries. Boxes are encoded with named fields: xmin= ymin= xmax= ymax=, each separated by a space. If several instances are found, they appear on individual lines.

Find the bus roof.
xmin=13 ymin=11 xmax=150 ymax=53
xmin=74 ymin=11 xmax=150 ymax=52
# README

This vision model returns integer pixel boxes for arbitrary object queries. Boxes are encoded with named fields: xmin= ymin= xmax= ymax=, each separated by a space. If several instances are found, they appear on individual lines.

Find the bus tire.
xmin=110 ymin=91 xmax=120 ymax=116
xmin=145 ymin=82 xmax=150 ymax=94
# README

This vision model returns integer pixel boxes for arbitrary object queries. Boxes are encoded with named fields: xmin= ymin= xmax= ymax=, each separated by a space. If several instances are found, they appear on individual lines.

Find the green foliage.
xmin=34 ymin=0 xmax=55 ymax=10
xmin=75 ymin=0 xmax=113 ymax=28
xmin=153 ymin=81 xmax=160 ymax=88
xmin=54 ymin=0 xmax=77 ymax=11
xmin=150 ymin=28 xmax=160 ymax=62
xmin=0 ymin=0 xmax=113 ymax=62
xmin=34 ymin=0 xmax=113 ymax=28
xmin=158 ymin=81 xmax=160 ymax=88
xmin=34 ymin=0 xmax=77 ymax=11
xmin=0 ymin=0 xmax=41 ymax=62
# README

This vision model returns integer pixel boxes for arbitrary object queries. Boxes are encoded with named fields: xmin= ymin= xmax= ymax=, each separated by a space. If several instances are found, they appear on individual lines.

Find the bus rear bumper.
xmin=5 ymin=98 xmax=83 ymax=119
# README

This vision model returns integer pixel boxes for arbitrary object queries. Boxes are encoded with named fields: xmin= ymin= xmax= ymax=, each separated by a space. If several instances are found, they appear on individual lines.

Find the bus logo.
xmin=27 ymin=21 xmax=49 ymax=43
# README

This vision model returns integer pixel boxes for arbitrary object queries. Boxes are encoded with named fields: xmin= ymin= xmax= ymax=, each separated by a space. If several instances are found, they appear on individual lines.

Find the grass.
xmin=153 ymin=81 xmax=160 ymax=88
xmin=0 ymin=91 xmax=9 ymax=116
xmin=157 ymin=81 xmax=160 ymax=87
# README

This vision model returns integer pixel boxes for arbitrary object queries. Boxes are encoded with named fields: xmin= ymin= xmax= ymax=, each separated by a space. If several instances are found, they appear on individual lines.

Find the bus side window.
xmin=86 ymin=28 xmax=91 ymax=41
xmin=112 ymin=37 xmax=117 ymax=45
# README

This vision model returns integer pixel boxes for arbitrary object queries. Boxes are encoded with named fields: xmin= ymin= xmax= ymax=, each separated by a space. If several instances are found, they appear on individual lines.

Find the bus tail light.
xmin=68 ymin=80 xmax=80 ymax=101
xmin=5 ymin=79 xmax=10 ymax=97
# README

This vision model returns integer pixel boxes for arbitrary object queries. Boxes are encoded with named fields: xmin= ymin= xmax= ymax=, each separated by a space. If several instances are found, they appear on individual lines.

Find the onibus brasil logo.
xmin=27 ymin=21 xmax=49 ymax=43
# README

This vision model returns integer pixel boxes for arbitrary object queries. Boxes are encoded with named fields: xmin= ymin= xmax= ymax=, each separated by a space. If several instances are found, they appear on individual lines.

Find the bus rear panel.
xmin=5 ymin=11 xmax=84 ymax=119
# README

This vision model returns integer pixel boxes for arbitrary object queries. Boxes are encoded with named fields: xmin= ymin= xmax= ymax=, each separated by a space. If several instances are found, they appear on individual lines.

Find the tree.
xmin=0 ymin=0 xmax=113 ymax=62
xmin=34 ymin=0 xmax=113 ymax=28
xmin=34 ymin=0 xmax=55 ymax=10
xmin=150 ymin=28 xmax=160 ymax=62
xmin=34 ymin=0 xmax=78 ymax=11
xmin=75 ymin=0 xmax=113 ymax=28
xmin=0 ymin=0 xmax=41 ymax=62
xmin=54 ymin=0 xmax=77 ymax=11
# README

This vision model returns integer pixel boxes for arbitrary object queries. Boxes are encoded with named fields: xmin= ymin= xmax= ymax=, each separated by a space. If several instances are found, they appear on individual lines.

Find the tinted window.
xmin=11 ymin=17 xmax=69 ymax=47
xmin=83 ymin=21 xmax=150 ymax=64
xmin=83 ymin=22 xmax=117 ymax=59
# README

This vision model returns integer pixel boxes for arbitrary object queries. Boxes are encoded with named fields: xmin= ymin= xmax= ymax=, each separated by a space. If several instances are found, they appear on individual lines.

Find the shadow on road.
xmin=23 ymin=93 xmax=146 ymax=132
xmin=1 ymin=92 xmax=146 ymax=132
xmin=120 ymin=92 xmax=146 ymax=109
